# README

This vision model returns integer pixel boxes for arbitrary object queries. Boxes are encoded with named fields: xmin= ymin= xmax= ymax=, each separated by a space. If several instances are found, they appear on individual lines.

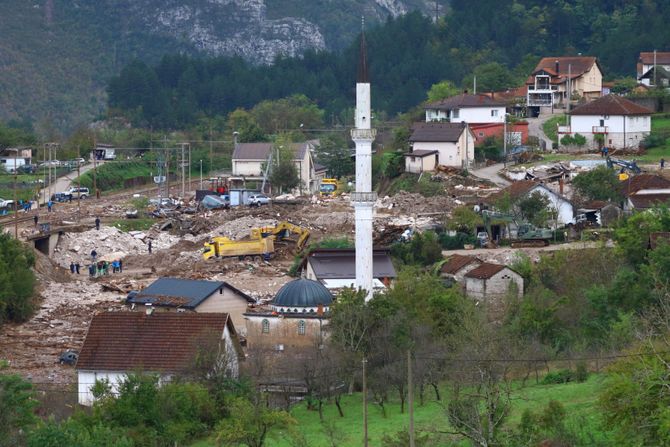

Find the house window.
xmin=298 ymin=320 xmax=306 ymax=335
xmin=478 ymin=132 xmax=485 ymax=137
xmin=491 ymin=110 xmax=499 ymax=117
xmin=452 ymin=109 xmax=460 ymax=119
xmin=261 ymin=319 xmax=269 ymax=334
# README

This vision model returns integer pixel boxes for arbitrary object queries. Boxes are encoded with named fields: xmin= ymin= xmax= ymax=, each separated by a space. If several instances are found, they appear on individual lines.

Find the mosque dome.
xmin=273 ymin=279 xmax=333 ymax=309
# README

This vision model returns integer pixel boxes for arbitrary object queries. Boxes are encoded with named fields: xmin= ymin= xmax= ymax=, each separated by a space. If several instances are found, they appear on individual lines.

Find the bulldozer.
xmin=202 ymin=221 xmax=309 ymax=260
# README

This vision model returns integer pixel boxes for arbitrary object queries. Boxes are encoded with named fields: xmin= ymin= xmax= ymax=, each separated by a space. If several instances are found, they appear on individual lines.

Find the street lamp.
xmin=503 ymin=113 xmax=510 ymax=168
xmin=199 ymin=160 xmax=203 ymax=190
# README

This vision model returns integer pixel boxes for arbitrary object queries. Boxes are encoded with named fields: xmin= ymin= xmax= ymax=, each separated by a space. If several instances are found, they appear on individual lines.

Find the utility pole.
xmin=181 ymin=143 xmax=186 ymax=198
xmin=503 ymin=115 xmax=508 ymax=168
xmin=199 ymin=160 xmax=203 ymax=190
xmin=188 ymin=143 xmax=192 ymax=193
xmin=408 ymin=349 xmax=415 ymax=447
xmin=209 ymin=124 xmax=213 ymax=174
xmin=77 ymin=145 xmax=81 ymax=222
xmin=13 ymin=149 xmax=18 ymax=238
xmin=362 ymin=357 xmax=368 ymax=447
xmin=654 ymin=49 xmax=657 ymax=87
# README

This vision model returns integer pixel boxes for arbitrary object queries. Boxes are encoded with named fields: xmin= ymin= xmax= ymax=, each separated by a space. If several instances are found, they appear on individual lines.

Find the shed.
xmin=464 ymin=263 xmax=523 ymax=301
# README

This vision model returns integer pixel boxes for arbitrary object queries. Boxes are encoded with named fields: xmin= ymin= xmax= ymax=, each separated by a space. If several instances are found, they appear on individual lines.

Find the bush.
xmin=0 ymin=233 xmax=36 ymax=325
xmin=438 ymin=232 xmax=476 ymax=250
xmin=560 ymin=134 xmax=587 ymax=147
xmin=391 ymin=231 xmax=443 ymax=266
xmin=574 ymin=361 xmax=589 ymax=382
xmin=541 ymin=369 xmax=574 ymax=384
xmin=641 ymin=131 xmax=668 ymax=149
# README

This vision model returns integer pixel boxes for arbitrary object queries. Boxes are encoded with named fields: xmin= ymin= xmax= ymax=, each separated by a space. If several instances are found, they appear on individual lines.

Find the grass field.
xmin=192 ymin=375 xmax=610 ymax=447
xmin=542 ymin=114 xmax=568 ymax=144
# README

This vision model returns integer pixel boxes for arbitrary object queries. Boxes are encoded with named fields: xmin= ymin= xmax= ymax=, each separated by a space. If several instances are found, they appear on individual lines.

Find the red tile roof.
xmin=628 ymin=193 xmax=670 ymax=209
xmin=425 ymin=93 xmax=507 ymax=110
xmin=488 ymin=180 xmax=539 ymax=202
xmin=527 ymin=57 xmax=600 ymax=86
xmin=570 ymin=95 xmax=653 ymax=116
xmin=465 ymin=262 xmax=507 ymax=279
xmin=441 ymin=254 xmax=480 ymax=275
xmin=77 ymin=312 xmax=238 ymax=372
xmin=639 ymin=52 xmax=670 ymax=65
xmin=622 ymin=174 xmax=670 ymax=196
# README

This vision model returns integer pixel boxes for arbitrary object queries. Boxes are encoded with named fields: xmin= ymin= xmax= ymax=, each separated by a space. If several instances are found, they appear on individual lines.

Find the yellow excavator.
xmin=203 ymin=221 xmax=309 ymax=260
xmin=250 ymin=221 xmax=311 ymax=250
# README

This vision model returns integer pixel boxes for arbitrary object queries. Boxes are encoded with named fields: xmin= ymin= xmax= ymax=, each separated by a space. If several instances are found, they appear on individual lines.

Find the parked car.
xmin=0 ymin=198 xmax=14 ymax=208
xmin=66 ymin=187 xmax=90 ymax=199
xmin=248 ymin=194 xmax=271 ymax=207
xmin=17 ymin=164 xmax=37 ymax=174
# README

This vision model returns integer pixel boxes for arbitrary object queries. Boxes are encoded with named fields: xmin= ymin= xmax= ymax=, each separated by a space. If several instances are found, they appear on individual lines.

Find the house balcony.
xmin=557 ymin=126 xmax=571 ymax=134
xmin=527 ymin=91 xmax=554 ymax=107
xmin=592 ymin=126 xmax=608 ymax=134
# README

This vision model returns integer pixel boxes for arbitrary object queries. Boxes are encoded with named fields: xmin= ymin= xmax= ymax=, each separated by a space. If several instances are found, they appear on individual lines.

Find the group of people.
xmin=87 ymin=259 xmax=123 ymax=277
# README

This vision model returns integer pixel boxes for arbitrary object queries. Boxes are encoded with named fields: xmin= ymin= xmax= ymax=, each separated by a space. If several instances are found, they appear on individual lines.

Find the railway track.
xmin=0 ymin=214 xmax=35 ymax=227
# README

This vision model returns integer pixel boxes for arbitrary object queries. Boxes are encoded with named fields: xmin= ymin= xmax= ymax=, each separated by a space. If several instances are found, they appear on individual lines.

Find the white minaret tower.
xmin=352 ymin=22 xmax=376 ymax=302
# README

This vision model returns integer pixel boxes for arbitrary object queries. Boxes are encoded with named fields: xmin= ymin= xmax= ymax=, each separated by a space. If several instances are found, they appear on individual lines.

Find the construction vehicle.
xmin=606 ymin=156 xmax=641 ymax=175
xmin=250 ymin=221 xmax=311 ymax=250
xmin=209 ymin=177 xmax=228 ymax=195
xmin=319 ymin=178 xmax=340 ymax=196
xmin=481 ymin=209 xmax=552 ymax=248
xmin=203 ymin=236 xmax=274 ymax=260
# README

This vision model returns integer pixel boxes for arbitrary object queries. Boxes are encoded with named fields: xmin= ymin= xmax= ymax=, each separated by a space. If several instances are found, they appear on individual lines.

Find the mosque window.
xmin=262 ymin=319 xmax=269 ymax=334
xmin=298 ymin=320 xmax=306 ymax=335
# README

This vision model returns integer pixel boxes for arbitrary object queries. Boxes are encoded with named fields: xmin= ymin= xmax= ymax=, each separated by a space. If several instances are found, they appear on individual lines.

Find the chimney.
xmin=145 ymin=303 xmax=154 ymax=315
xmin=555 ymin=59 xmax=560 ymax=74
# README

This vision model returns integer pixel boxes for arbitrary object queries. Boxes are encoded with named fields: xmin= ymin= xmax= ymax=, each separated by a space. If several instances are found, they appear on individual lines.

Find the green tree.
xmin=448 ymin=205 xmax=483 ymax=233
xmin=572 ymin=166 xmax=623 ymax=203
xmin=226 ymin=109 xmax=267 ymax=143
xmin=215 ymin=397 xmax=294 ymax=447
xmin=268 ymin=134 xmax=300 ymax=194
xmin=314 ymin=134 xmax=353 ymax=178
xmin=426 ymin=80 xmax=459 ymax=102
xmin=250 ymin=95 xmax=324 ymax=136
xmin=0 ymin=373 xmax=38 ymax=446
xmin=463 ymin=62 xmax=516 ymax=93
xmin=0 ymin=233 xmax=36 ymax=325
xmin=517 ymin=191 xmax=550 ymax=227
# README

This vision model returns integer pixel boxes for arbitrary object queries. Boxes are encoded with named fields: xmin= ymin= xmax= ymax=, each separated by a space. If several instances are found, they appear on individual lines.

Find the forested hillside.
xmin=108 ymin=1 xmax=670 ymax=129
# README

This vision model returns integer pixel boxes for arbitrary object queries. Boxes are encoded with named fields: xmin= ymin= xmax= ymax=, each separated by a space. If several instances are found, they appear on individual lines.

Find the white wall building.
xmin=406 ymin=122 xmax=475 ymax=169
xmin=568 ymin=95 xmax=653 ymax=150
xmin=638 ymin=52 xmax=670 ymax=86
xmin=425 ymin=93 xmax=506 ymax=124
xmin=464 ymin=263 xmax=523 ymax=301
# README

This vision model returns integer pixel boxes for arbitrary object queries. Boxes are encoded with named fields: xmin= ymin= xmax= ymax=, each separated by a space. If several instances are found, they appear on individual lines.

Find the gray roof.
xmin=405 ymin=149 xmax=438 ymax=157
xmin=425 ymin=93 xmax=507 ymax=110
xmin=306 ymin=248 xmax=397 ymax=279
xmin=274 ymin=279 xmax=333 ymax=307
xmin=232 ymin=140 xmax=318 ymax=161
xmin=410 ymin=122 xmax=467 ymax=143
xmin=127 ymin=277 xmax=254 ymax=309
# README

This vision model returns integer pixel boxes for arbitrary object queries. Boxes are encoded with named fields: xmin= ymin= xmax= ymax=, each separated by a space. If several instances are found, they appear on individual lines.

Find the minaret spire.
xmin=357 ymin=17 xmax=369 ymax=83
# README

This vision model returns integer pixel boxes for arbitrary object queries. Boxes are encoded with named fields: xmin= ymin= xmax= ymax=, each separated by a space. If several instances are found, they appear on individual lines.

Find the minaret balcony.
xmin=351 ymin=192 xmax=377 ymax=203
xmin=351 ymin=129 xmax=377 ymax=140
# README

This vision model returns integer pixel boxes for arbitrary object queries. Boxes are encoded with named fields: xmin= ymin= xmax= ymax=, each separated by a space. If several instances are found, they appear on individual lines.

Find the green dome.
xmin=273 ymin=279 xmax=333 ymax=308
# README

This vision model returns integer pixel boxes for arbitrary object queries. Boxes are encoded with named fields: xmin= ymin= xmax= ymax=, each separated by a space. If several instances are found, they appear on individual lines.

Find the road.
xmin=443 ymin=240 xmax=607 ymax=258
xmin=526 ymin=109 xmax=557 ymax=151
xmin=38 ymin=162 xmax=101 ymax=205
xmin=471 ymin=163 xmax=510 ymax=187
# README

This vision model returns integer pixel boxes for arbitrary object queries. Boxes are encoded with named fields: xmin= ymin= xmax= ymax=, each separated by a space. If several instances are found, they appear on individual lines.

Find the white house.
xmin=301 ymin=248 xmax=397 ymax=291
xmin=568 ymin=95 xmax=653 ymax=150
xmin=526 ymin=56 xmax=602 ymax=111
xmin=231 ymin=140 xmax=325 ymax=194
xmin=638 ymin=52 xmax=670 ymax=87
xmin=76 ymin=312 xmax=243 ymax=406
xmin=464 ymin=263 xmax=524 ymax=301
xmin=0 ymin=147 xmax=32 ymax=172
xmin=424 ymin=94 xmax=507 ymax=124
xmin=492 ymin=180 xmax=575 ymax=226
xmin=406 ymin=122 xmax=475 ymax=170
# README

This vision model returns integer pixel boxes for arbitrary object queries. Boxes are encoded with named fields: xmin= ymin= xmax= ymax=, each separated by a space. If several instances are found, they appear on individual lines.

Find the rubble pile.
xmin=376 ymin=191 xmax=454 ymax=214
xmin=53 ymin=226 xmax=180 ymax=268
xmin=205 ymin=216 xmax=278 ymax=240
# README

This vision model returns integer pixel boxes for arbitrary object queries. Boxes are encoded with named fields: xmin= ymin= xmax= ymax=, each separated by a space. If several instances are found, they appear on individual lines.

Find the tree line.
xmin=107 ymin=1 xmax=670 ymax=129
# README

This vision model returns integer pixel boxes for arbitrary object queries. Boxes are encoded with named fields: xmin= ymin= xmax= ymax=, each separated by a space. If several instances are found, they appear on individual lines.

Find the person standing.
xmin=95 ymin=217 xmax=101 ymax=231
xmin=70 ymin=262 xmax=75 ymax=273
xmin=661 ymin=158 xmax=666 ymax=170
xmin=148 ymin=240 xmax=152 ymax=254
xmin=47 ymin=200 xmax=53 ymax=212
xmin=33 ymin=214 xmax=38 ymax=228
xmin=74 ymin=262 xmax=80 ymax=275
xmin=91 ymin=249 xmax=97 ymax=263
xmin=119 ymin=259 xmax=123 ymax=273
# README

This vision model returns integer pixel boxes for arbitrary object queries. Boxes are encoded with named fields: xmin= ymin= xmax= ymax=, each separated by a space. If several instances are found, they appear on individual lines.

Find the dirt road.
xmin=471 ymin=163 xmax=510 ymax=187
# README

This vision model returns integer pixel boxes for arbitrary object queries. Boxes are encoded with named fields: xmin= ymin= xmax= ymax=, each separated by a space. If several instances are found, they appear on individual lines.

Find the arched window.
xmin=262 ymin=319 xmax=269 ymax=334
xmin=298 ymin=320 xmax=306 ymax=335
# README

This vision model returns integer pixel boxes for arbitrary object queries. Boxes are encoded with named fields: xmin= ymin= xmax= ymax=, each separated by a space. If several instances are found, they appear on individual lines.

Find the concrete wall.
xmin=245 ymin=315 xmax=325 ymax=354
xmin=465 ymin=268 xmax=523 ymax=302
xmin=196 ymin=289 xmax=251 ymax=336
xmin=233 ymin=160 xmax=264 ymax=176
xmin=405 ymin=153 xmax=437 ymax=173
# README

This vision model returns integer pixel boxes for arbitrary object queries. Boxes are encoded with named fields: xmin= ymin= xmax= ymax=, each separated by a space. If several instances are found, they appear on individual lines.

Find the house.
xmin=638 ymin=66 xmax=670 ymax=89
xmin=406 ymin=122 xmax=475 ymax=171
xmin=490 ymin=180 xmax=575 ymax=226
xmin=231 ymin=140 xmax=324 ymax=194
xmin=0 ymin=147 xmax=32 ymax=172
xmin=439 ymin=254 xmax=482 ymax=283
xmin=125 ymin=277 xmax=255 ymax=333
xmin=622 ymin=174 xmax=670 ymax=197
xmin=424 ymin=93 xmax=507 ymax=124
xmin=469 ymin=121 xmax=529 ymax=147
xmin=637 ymin=52 xmax=670 ymax=87
xmin=526 ymin=57 xmax=603 ymax=113
xmin=464 ymin=262 xmax=523 ymax=301
xmin=76 ymin=312 xmax=243 ymax=406
xmin=301 ymin=248 xmax=397 ymax=291
xmin=567 ymin=95 xmax=653 ymax=150
xmin=625 ymin=189 xmax=670 ymax=212
xmin=244 ymin=279 xmax=332 ymax=355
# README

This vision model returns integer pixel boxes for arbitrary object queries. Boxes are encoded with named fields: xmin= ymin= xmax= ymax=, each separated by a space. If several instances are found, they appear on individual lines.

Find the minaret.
xmin=352 ymin=23 xmax=376 ymax=302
